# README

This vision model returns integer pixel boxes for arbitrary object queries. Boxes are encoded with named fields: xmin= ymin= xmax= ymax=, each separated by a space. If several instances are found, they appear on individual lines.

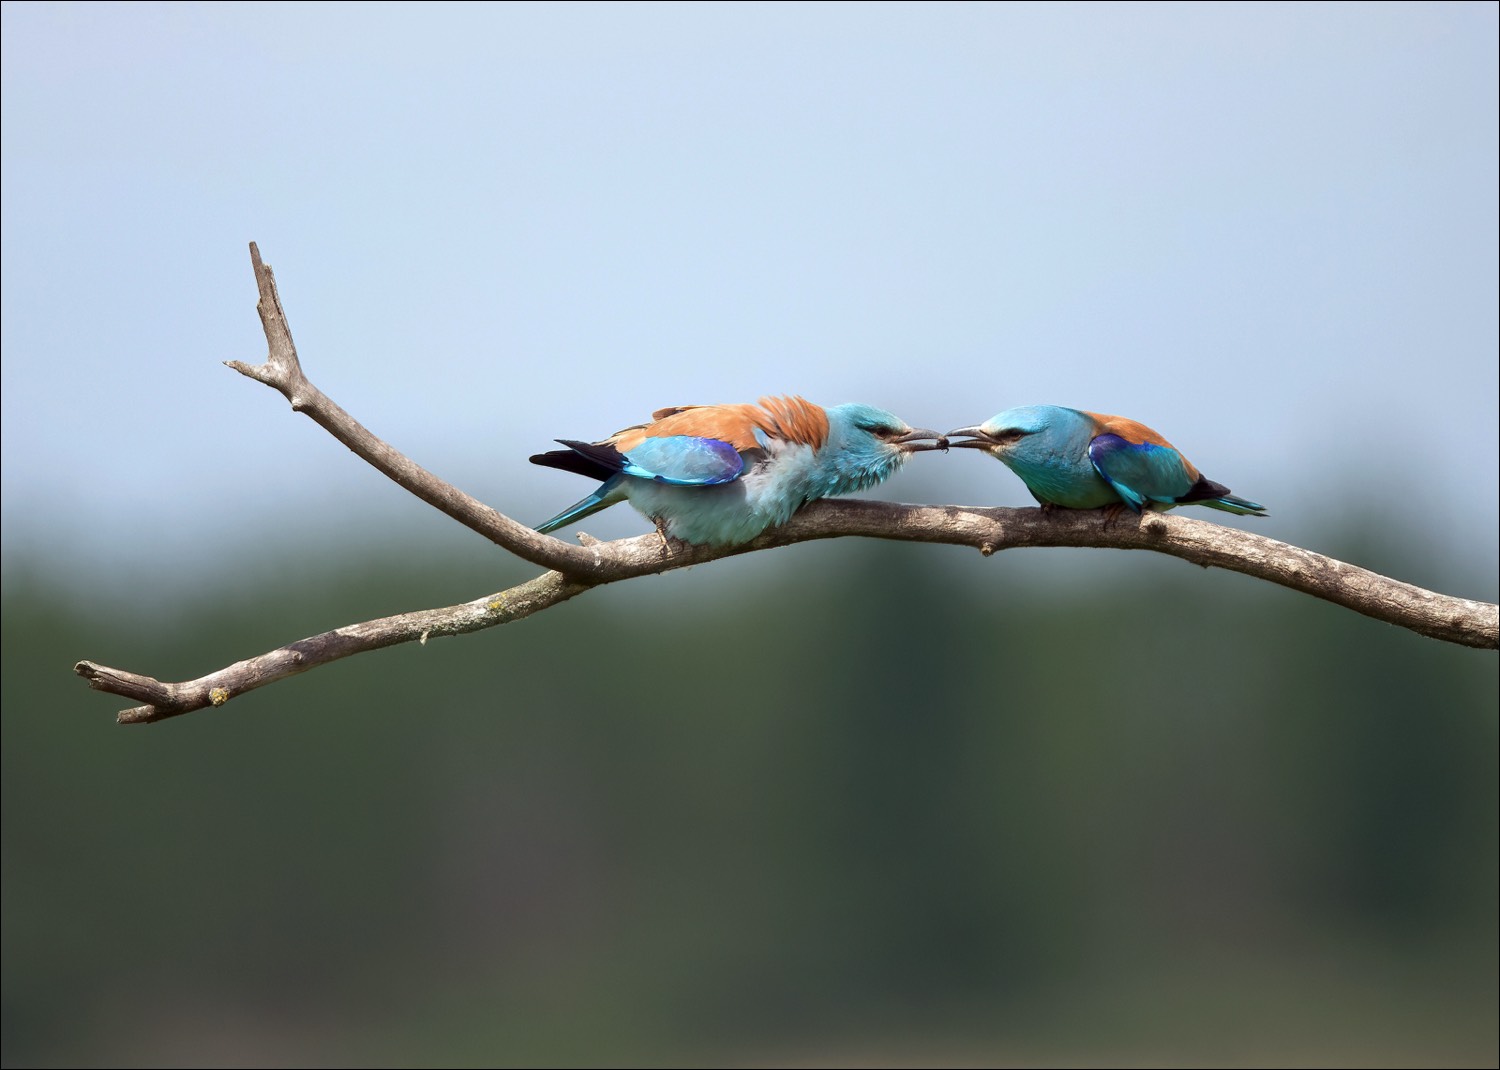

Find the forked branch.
xmin=75 ymin=245 xmax=1498 ymax=724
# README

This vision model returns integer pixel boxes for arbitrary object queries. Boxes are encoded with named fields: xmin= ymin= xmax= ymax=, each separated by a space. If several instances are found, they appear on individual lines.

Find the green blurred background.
xmin=5 ymin=514 xmax=1495 ymax=1066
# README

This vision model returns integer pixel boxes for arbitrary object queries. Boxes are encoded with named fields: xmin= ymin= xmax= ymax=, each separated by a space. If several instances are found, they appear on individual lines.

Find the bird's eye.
xmin=997 ymin=429 xmax=1028 ymax=444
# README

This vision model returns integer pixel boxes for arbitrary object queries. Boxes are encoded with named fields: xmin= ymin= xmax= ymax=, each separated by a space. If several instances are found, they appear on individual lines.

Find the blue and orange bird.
xmin=531 ymin=395 xmax=947 ymax=546
xmin=947 ymin=405 xmax=1267 ymax=516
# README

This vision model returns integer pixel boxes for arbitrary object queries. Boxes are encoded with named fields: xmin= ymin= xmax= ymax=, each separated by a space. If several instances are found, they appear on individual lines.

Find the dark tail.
xmin=1180 ymin=477 xmax=1267 ymax=517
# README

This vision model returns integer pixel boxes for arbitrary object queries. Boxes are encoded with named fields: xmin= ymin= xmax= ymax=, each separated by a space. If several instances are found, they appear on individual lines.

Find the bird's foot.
xmin=1099 ymin=503 xmax=1133 ymax=527
xmin=653 ymin=519 xmax=690 ymax=557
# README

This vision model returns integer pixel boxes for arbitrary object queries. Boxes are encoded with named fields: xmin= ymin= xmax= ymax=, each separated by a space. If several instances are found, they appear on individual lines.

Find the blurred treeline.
xmin=3 ymin=524 xmax=1496 ymax=1067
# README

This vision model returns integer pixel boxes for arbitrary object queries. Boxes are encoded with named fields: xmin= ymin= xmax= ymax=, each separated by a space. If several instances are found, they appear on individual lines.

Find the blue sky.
xmin=3 ymin=2 xmax=1496 ymax=590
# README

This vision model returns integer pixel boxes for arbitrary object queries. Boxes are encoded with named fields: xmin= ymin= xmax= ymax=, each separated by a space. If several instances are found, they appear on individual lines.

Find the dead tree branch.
xmin=74 ymin=245 xmax=1498 ymax=724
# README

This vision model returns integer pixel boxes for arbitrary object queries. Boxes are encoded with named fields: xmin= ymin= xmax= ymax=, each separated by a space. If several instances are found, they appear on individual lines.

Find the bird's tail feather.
xmin=1200 ymin=494 xmax=1268 ymax=517
xmin=1179 ymin=476 xmax=1267 ymax=517
xmin=534 ymin=475 xmax=627 ymax=534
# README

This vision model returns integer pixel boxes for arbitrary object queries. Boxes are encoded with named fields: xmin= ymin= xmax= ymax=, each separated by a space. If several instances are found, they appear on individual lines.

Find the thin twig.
xmin=223 ymin=244 xmax=612 ymax=578
xmin=77 ymin=572 xmax=587 ymax=724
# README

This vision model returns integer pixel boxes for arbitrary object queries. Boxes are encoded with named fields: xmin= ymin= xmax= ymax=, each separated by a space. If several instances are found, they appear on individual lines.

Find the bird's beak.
xmin=895 ymin=428 xmax=948 ymax=452
xmin=944 ymin=426 xmax=997 ymax=448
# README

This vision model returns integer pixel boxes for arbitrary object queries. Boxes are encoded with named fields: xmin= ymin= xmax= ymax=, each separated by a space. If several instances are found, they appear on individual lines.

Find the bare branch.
xmin=76 ymin=502 xmax=1496 ymax=724
xmin=72 ymin=244 xmax=1497 ymax=724
xmin=223 ymin=244 xmax=614 ymax=578
xmin=763 ymin=500 xmax=1499 ymax=649
xmin=76 ymin=572 xmax=589 ymax=724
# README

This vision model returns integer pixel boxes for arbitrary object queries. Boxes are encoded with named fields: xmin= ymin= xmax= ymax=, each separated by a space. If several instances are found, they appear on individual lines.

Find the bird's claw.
xmin=652 ymin=519 xmax=691 ymax=557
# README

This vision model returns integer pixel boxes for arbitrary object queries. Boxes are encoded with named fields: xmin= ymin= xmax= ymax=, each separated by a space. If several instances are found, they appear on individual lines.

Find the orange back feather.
xmin=611 ymin=396 xmax=830 ymax=453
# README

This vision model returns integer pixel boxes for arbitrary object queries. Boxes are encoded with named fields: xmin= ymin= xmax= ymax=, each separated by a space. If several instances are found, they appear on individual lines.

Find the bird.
xmin=947 ymin=405 xmax=1267 ymax=516
xmin=531 ymin=395 xmax=947 ymax=546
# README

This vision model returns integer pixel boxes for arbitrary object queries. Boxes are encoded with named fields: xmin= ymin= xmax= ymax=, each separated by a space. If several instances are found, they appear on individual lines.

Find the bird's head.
xmin=946 ymin=405 xmax=1060 ymax=458
xmin=822 ymin=403 xmax=947 ymax=493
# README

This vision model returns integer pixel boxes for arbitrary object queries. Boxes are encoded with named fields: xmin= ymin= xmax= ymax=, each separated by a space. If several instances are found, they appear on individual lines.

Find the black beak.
xmin=895 ymin=428 xmax=949 ymax=452
xmin=944 ymin=426 xmax=997 ymax=448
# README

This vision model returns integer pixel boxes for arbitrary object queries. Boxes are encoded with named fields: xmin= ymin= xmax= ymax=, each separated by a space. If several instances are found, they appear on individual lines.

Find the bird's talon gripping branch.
xmin=1101 ymin=503 xmax=1131 ymax=527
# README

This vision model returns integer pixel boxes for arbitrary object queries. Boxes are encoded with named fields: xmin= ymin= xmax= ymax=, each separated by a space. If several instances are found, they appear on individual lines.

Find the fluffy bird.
xmin=531 ymin=395 xmax=946 ymax=546
xmin=948 ymin=405 xmax=1266 ymax=516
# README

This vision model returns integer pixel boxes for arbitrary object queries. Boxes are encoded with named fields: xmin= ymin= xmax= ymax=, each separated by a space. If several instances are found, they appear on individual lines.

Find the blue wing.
xmin=1087 ymin=433 xmax=1195 ymax=512
xmin=619 ymin=436 xmax=745 ymax=485
xmin=532 ymin=435 xmax=746 ymax=535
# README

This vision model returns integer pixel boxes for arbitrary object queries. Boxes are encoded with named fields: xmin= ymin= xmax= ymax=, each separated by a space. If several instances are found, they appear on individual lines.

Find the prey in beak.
xmin=894 ymin=428 xmax=949 ymax=452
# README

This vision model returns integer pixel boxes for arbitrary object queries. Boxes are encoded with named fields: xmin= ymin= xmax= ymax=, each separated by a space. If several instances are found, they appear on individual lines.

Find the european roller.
xmin=947 ymin=405 xmax=1267 ymax=516
xmin=531 ymin=395 xmax=946 ymax=546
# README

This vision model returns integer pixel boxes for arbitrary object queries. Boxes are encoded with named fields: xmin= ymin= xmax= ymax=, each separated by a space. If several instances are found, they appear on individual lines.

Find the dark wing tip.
xmin=530 ymin=440 xmax=626 ymax=482
xmin=1178 ymin=476 xmax=1233 ymax=504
